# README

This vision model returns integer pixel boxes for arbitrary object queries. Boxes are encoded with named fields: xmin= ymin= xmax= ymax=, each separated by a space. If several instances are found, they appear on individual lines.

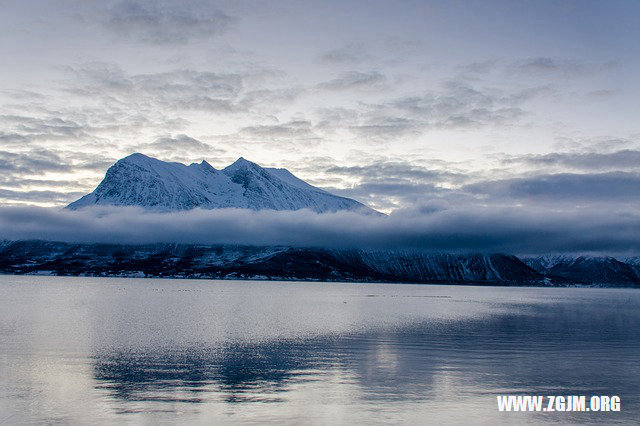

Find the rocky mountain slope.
xmin=3 ymin=241 xmax=639 ymax=286
xmin=0 ymin=241 xmax=545 ymax=286
xmin=523 ymin=255 xmax=640 ymax=286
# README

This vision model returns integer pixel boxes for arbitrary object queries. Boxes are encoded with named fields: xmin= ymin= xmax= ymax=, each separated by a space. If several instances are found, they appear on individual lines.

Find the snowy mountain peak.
xmin=121 ymin=152 xmax=206 ymax=174
xmin=68 ymin=153 xmax=379 ymax=214
xmin=224 ymin=157 xmax=261 ymax=173
xmin=120 ymin=152 xmax=154 ymax=167
xmin=122 ymin=152 xmax=149 ymax=163
xmin=193 ymin=159 xmax=216 ymax=173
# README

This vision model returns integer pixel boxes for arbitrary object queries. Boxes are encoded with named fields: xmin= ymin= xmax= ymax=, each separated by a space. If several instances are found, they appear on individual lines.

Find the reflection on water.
xmin=1 ymin=275 xmax=639 ymax=424
xmin=93 ymin=342 xmax=319 ymax=404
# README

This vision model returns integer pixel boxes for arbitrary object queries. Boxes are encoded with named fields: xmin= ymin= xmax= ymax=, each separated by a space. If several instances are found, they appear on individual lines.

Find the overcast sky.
xmin=1 ymin=0 xmax=639 ymax=214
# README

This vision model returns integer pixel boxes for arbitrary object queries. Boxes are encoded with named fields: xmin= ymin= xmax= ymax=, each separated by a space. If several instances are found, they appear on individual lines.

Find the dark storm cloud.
xmin=503 ymin=150 xmax=640 ymax=172
xmin=465 ymin=172 xmax=640 ymax=202
xmin=317 ymin=71 xmax=387 ymax=91
xmin=105 ymin=0 xmax=236 ymax=44
xmin=2 ymin=206 xmax=640 ymax=255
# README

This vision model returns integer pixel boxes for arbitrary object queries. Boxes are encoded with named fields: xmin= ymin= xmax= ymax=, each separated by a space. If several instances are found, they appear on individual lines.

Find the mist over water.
xmin=1 ymin=276 xmax=639 ymax=424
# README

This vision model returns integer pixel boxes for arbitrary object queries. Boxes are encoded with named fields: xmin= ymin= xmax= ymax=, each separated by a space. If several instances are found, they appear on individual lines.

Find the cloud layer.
xmin=2 ymin=205 xmax=640 ymax=256
xmin=105 ymin=0 xmax=236 ymax=44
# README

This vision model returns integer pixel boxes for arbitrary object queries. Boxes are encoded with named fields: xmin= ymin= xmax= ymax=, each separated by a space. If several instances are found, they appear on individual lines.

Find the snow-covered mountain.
xmin=67 ymin=153 xmax=378 ymax=214
xmin=523 ymin=255 xmax=640 ymax=285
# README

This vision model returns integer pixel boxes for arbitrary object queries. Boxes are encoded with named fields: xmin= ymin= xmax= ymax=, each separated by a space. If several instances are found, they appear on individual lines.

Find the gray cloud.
xmin=147 ymin=134 xmax=212 ymax=151
xmin=345 ymin=80 xmax=549 ymax=139
xmin=0 ymin=145 xmax=116 ymax=206
xmin=317 ymin=71 xmax=387 ymax=91
xmin=143 ymin=134 xmax=224 ymax=155
xmin=0 ymin=131 xmax=32 ymax=146
xmin=503 ymin=150 xmax=640 ymax=172
xmin=2 ymin=205 xmax=640 ymax=255
xmin=512 ymin=57 xmax=616 ymax=78
xmin=67 ymin=63 xmax=292 ymax=115
xmin=225 ymin=121 xmax=323 ymax=152
xmin=586 ymin=89 xmax=619 ymax=99
xmin=330 ymin=182 xmax=453 ymax=212
xmin=237 ymin=87 xmax=303 ymax=111
xmin=0 ymin=115 xmax=90 ymax=143
xmin=105 ymin=0 xmax=236 ymax=44
xmin=465 ymin=172 xmax=640 ymax=202
xmin=349 ymin=117 xmax=422 ymax=140
xmin=322 ymin=161 xmax=640 ymax=212
xmin=0 ymin=189 xmax=85 ymax=204
xmin=0 ymin=102 xmax=188 ymax=164
xmin=324 ymin=160 xmax=468 ymax=211
xmin=0 ymin=147 xmax=114 ymax=175
xmin=552 ymin=136 xmax=638 ymax=153
xmin=318 ymin=44 xmax=371 ymax=65
xmin=457 ymin=60 xmax=499 ymax=76
xmin=240 ymin=120 xmax=315 ymax=138
xmin=70 ymin=64 xmax=242 ymax=112
xmin=457 ymin=57 xmax=617 ymax=80
xmin=131 ymin=134 xmax=227 ymax=163
xmin=0 ymin=149 xmax=73 ymax=174
xmin=326 ymin=161 xmax=464 ymax=183
xmin=0 ymin=176 xmax=96 ymax=190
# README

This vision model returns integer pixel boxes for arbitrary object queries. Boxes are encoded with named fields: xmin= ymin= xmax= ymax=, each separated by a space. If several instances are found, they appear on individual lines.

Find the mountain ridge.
xmin=68 ymin=153 xmax=378 ymax=214
xmin=0 ymin=241 xmax=546 ymax=286
xmin=2 ymin=240 xmax=639 ymax=287
xmin=523 ymin=255 xmax=640 ymax=285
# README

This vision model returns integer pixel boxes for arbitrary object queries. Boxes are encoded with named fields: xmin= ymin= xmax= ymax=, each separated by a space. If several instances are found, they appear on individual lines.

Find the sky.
xmin=1 ymin=0 xmax=640 ymax=254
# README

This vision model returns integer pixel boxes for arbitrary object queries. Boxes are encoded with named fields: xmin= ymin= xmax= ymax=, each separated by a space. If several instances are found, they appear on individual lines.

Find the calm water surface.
xmin=0 ymin=275 xmax=639 ymax=425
